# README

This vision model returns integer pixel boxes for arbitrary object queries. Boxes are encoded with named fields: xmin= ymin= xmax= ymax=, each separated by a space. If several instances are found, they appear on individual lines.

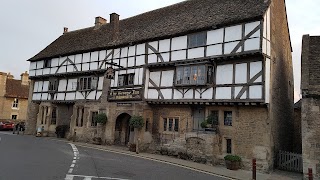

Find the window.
xmin=11 ymin=115 xmax=17 ymax=119
xmin=163 ymin=118 xmax=179 ymax=132
xmin=91 ymin=111 xmax=98 ymax=127
xmin=76 ymin=107 xmax=84 ymax=127
xmin=43 ymin=59 xmax=51 ymax=68
xmin=12 ymin=98 xmax=19 ymax=108
xmin=51 ymin=107 xmax=57 ymax=125
xmin=176 ymin=65 xmax=213 ymax=85
xmin=78 ymin=77 xmax=97 ymax=91
xmin=226 ymin=139 xmax=232 ymax=154
xmin=224 ymin=111 xmax=232 ymax=126
xmin=118 ymin=74 xmax=135 ymax=87
xmin=188 ymin=32 xmax=207 ymax=48
xmin=145 ymin=118 xmax=150 ymax=132
xmin=48 ymin=78 xmax=58 ymax=92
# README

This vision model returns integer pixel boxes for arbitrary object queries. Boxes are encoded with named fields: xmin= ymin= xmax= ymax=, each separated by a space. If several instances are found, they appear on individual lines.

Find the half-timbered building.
xmin=26 ymin=0 xmax=294 ymax=171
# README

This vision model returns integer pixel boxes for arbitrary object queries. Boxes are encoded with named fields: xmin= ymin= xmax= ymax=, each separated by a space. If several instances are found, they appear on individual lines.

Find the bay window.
xmin=176 ymin=65 xmax=213 ymax=85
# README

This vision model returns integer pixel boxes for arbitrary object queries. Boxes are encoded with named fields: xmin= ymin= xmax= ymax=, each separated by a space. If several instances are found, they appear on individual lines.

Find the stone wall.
xmin=25 ymin=80 xmax=39 ymax=135
xmin=293 ymin=108 xmax=302 ymax=153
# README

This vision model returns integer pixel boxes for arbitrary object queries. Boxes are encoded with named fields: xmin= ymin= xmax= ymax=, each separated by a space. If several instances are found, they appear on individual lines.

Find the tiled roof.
xmin=4 ymin=79 xmax=29 ymax=99
xmin=29 ymin=0 xmax=270 ymax=61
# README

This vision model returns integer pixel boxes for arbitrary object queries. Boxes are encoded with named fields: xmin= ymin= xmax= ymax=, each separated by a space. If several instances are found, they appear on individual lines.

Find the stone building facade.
xmin=301 ymin=35 xmax=320 ymax=177
xmin=26 ymin=0 xmax=294 ymax=172
xmin=0 ymin=71 xmax=30 ymax=122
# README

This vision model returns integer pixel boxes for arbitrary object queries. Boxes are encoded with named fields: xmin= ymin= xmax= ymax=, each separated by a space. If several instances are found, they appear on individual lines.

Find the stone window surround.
xmin=12 ymin=98 xmax=19 ymax=109
xmin=161 ymin=116 xmax=180 ymax=133
xmin=222 ymin=136 xmax=234 ymax=155
xmin=205 ymin=108 xmax=235 ymax=128
xmin=90 ymin=111 xmax=98 ymax=127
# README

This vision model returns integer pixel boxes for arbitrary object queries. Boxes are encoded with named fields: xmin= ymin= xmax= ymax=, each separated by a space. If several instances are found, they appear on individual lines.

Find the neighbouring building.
xmin=301 ymin=35 xmax=320 ymax=177
xmin=0 ymin=71 xmax=30 ymax=122
xmin=26 ymin=0 xmax=294 ymax=171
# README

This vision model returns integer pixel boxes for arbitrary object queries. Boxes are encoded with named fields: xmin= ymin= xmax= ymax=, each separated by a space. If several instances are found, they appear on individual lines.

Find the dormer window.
xmin=43 ymin=59 xmax=51 ymax=68
xmin=176 ymin=65 xmax=213 ymax=86
xmin=188 ymin=32 xmax=207 ymax=48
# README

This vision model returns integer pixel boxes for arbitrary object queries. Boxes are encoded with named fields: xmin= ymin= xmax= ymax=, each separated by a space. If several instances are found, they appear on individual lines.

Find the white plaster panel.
xmin=149 ymin=41 xmax=158 ymax=51
xmin=216 ymin=87 xmax=232 ymax=99
xmin=161 ymin=70 xmax=174 ymax=87
xmin=30 ymin=62 xmax=37 ymax=70
xmin=98 ymin=77 xmax=104 ymax=90
xmin=121 ymin=47 xmax=128 ymax=58
xmin=99 ymin=50 xmax=106 ymax=61
xmin=67 ymin=79 xmax=77 ymax=91
xmin=134 ymin=69 xmax=140 ymax=85
xmin=139 ymin=68 xmax=144 ymax=85
xmin=128 ymin=46 xmax=135 ymax=57
xmin=67 ymin=65 xmax=74 ymax=72
xmin=250 ymin=61 xmax=262 ymax=82
xmin=207 ymin=29 xmax=224 ymax=45
xmin=75 ymin=54 xmax=82 ymax=64
xmin=37 ymin=61 xmax=44 ymax=69
xmin=82 ymin=63 xmax=90 ymax=71
xmin=159 ymin=39 xmax=170 ymax=52
xmin=58 ymin=79 xmax=67 ymax=91
xmin=249 ymin=85 xmax=262 ymax=99
xmin=161 ymin=52 xmax=170 ymax=62
xmin=267 ymin=41 xmax=271 ymax=56
xmin=119 ymin=70 xmax=126 ymax=75
xmin=171 ymin=50 xmax=186 ymax=61
xmin=56 ymin=66 xmax=66 ymax=74
xmin=114 ymin=71 xmax=118 ymax=87
xmin=112 ymin=59 xmax=119 ymax=68
xmin=207 ymin=44 xmax=223 ymax=56
xmin=113 ymin=49 xmax=120 ymax=59
xmin=76 ymin=92 xmax=85 ymax=100
xmin=147 ymin=89 xmax=158 ymax=99
xmin=111 ymin=79 xmax=115 ymax=88
xmin=36 ymin=69 xmax=43 ymax=76
xmin=244 ymin=38 xmax=260 ymax=51
xmin=38 ymin=81 xmax=43 ymax=92
xmin=57 ymin=93 xmax=65 ymax=100
xmin=29 ymin=70 xmax=35 ymax=76
xmin=119 ymin=58 xmax=127 ymax=68
xmin=43 ymin=68 xmax=50 ymax=75
xmin=150 ymin=71 xmax=161 ymax=87
xmin=106 ymin=50 xmax=113 ymax=60
xmin=32 ymin=93 xmax=39 ymax=100
xmin=225 ymin=25 xmax=242 ymax=42
xmin=65 ymin=93 xmax=75 ymax=100
xmin=136 ymin=55 xmax=145 ymax=66
xmin=184 ymin=89 xmax=193 ymax=99
xmin=224 ymin=41 xmax=241 ymax=54
xmin=173 ymin=89 xmax=183 ymax=99
xmin=161 ymin=89 xmax=172 ymax=99
xmin=126 ymin=57 xmax=134 ymax=67
xmin=96 ymin=91 xmax=102 ymax=99
xmin=245 ymin=21 xmax=260 ymax=38
xmin=87 ymin=91 xmax=96 ymax=100
xmin=144 ymin=69 xmax=149 ymax=98
xmin=195 ymin=90 xmax=201 ymax=99
xmin=148 ymin=54 xmax=158 ymax=64
xmin=68 ymin=55 xmax=75 ymax=63
xmin=127 ymin=69 xmax=135 ymax=74
xmin=262 ymin=39 xmax=267 ymax=55
xmin=42 ymin=81 xmax=49 ymax=92
xmin=171 ymin=36 xmax=187 ymax=51
xmin=41 ymin=93 xmax=48 ymax=100
xmin=82 ymin=53 xmax=90 ymax=63
xmin=50 ymin=67 xmax=58 ymax=74
xmin=91 ymin=51 xmax=99 ymax=62
xmin=267 ymin=8 xmax=271 ymax=40
xmin=33 ymin=81 xmax=39 ymax=92
xmin=265 ymin=58 xmax=271 ymax=103
xmin=216 ymin=64 xmax=233 ymax=84
xmin=235 ymin=87 xmax=247 ymax=99
xmin=90 ymin=62 xmax=98 ymax=70
xmin=235 ymin=63 xmax=247 ymax=84
xmin=136 ymin=44 xmax=145 ymax=55
xmin=51 ymin=58 xmax=59 ymax=67
xmin=188 ymin=47 xmax=205 ymax=59
xmin=202 ymin=88 xmax=213 ymax=99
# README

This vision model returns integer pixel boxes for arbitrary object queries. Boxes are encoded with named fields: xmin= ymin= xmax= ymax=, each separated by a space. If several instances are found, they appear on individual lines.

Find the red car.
xmin=0 ymin=121 xmax=15 ymax=131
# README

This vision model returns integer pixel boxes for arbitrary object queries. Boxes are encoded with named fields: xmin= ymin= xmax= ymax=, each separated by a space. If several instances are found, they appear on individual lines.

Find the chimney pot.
xmin=63 ymin=27 xmax=68 ymax=34
xmin=95 ymin=16 xmax=107 ymax=29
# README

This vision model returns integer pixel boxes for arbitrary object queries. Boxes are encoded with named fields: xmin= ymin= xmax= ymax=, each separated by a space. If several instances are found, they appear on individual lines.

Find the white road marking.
xmin=67 ymin=143 xmax=79 ymax=175
xmin=68 ymin=168 xmax=73 ymax=174
xmin=72 ymin=160 xmax=76 ymax=163
xmin=65 ymin=174 xmax=130 ymax=180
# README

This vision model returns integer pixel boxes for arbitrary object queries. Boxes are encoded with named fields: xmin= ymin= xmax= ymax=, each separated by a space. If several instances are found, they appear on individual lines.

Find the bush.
xmin=95 ymin=113 xmax=108 ymax=124
xmin=206 ymin=113 xmax=219 ymax=126
xmin=129 ymin=115 xmax=144 ymax=129
xmin=224 ymin=155 xmax=241 ymax=162
xmin=200 ymin=121 xmax=208 ymax=128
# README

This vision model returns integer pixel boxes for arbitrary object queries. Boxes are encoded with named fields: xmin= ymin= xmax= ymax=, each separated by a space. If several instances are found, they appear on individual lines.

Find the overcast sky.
xmin=0 ymin=0 xmax=319 ymax=102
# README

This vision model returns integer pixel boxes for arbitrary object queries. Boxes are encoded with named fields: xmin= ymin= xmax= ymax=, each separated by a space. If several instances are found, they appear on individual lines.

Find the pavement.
xmin=49 ymin=137 xmax=304 ymax=180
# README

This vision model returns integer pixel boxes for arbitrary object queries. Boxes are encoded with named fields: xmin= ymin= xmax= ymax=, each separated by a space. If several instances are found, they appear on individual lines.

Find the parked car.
xmin=0 ymin=121 xmax=15 ymax=131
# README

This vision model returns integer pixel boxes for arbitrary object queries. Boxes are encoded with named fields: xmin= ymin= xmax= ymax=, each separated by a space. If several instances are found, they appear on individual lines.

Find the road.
xmin=0 ymin=131 xmax=228 ymax=180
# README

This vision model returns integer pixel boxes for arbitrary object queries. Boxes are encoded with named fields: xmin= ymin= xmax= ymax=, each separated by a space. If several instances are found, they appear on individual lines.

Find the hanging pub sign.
xmin=108 ymin=89 xmax=142 ymax=101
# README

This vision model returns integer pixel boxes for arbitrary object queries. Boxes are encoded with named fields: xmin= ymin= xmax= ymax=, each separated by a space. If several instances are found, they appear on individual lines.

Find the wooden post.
xmin=252 ymin=158 xmax=256 ymax=180
xmin=308 ymin=168 xmax=313 ymax=180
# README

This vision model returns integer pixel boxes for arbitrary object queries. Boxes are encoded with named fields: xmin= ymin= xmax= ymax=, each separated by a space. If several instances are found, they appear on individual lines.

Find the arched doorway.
xmin=114 ymin=113 xmax=132 ymax=145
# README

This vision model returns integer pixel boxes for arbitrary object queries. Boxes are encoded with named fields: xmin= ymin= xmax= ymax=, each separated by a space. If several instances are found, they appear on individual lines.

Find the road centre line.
xmin=67 ymin=143 xmax=79 ymax=175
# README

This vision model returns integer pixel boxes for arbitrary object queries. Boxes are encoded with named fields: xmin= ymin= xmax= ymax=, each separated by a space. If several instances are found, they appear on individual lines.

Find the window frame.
xmin=11 ymin=115 xmax=17 ymax=120
xmin=226 ymin=139 xmax=232 ymax=154
xmin=51 ymin=107 xmax=57 ymax=125
xmin=175 ymin=64 xmax=213 ymax=86
xmin=224 ymin=111 xmax=233 ymax=126
xmin=12 ymin=98 xmax=19 ymax=109
xmin=43 ymin=59 xmax=52 ymax=68
xmin=48 ymin=78 xmax=59 ymax=92
xmin=163 ymin=117 xmax=179 ymax=132
xmin=91 ymin=111 xmax=98 ymax=127
xmin=78 ymin=76 xmax=97 ymax=91
xmin=187 ymin=32 xmax=207 ymax=48
xmin=118 ymin=73 xmax=135 ymax=87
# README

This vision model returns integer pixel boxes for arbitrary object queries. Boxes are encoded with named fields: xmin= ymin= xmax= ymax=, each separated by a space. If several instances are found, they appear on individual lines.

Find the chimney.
xmin=95 ymin=16 xmax=107 ymax=29
xmin=110 ymin=13 xmax=120 ymax=41
xmin=63 ymin=27 xmax=68 ymax=34
xmin=20 ymin=71 xmax=29 ymax=86
xmin=7 ymin=73 xmax=14 ymax=79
